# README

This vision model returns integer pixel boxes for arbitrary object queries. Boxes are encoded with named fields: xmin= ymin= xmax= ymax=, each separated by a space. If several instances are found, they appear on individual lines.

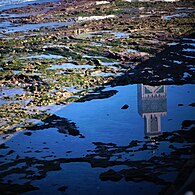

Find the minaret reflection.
xmin=137 ymin=84 xmax=167 ymax=137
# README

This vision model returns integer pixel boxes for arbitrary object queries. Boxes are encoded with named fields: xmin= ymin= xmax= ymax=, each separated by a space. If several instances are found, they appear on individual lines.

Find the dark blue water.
xmin=1 ymin=84 xmax=194 ymax=195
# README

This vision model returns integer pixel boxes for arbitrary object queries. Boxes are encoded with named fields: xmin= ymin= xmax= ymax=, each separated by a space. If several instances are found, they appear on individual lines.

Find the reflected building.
xmin=137 ymin=85 xmax=167 ymax=137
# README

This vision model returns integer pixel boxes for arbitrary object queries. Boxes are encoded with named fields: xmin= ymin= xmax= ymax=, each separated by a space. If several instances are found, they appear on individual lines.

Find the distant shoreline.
xmin=0 ymin=0 xmax=59 ymax=11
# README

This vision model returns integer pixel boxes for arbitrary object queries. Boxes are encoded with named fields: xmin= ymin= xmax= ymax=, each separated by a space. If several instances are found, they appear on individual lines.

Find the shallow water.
xmin=48 ymin=63 xmax=95 ymax=70
xmin=163 ymin=13 xmax=188 ymax=20
xmin=0 ymin=83 xmax=194 ymax=194
xmin=1 ymin=21 xmax=74 ymax=34
xmin=26 ymin=54 xmax=65 ymax=59
xmin=0 ymin=4 xmax=194 ymax=193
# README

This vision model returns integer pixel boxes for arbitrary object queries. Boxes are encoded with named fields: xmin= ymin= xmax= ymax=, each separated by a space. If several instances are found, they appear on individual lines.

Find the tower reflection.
xmin=137 ymin=84 xmax=167 ymax=137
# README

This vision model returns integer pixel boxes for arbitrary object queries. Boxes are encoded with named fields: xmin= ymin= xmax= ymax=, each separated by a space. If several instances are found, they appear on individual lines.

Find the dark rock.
xmin=191 ymin=144 xmax=195 ymax=155
xmin=189 ymin=103 xmax=195 ymax=107
xmin=169 ymin=135 xmax=184 ymax=143
xmin=129 ymin=140 xmax=139 ymax=147
xmin=178 ymin=104 xmax=184 ymax=106
xmin=6 ymin=150 xmax=15 ymax=155
xmin=77 ymin=90 xmax=118 ymax=102
xmin=24 ymin=132 xmax=32 ymax=136
xmin=91 ymin=59 xmax=102 ymax=66
xmin=58 ymin=186 xmax=68 ymax=192
xmin=181 ymin=120 xmax=195 ymax=128
xmin=0 ymin=183 xmax=39 ymax=194
xmin=100 ymin=169 xmax=122 ymax=181
xmin=0 ymin=144 xmax=9 ymax=149
xmin=121 ymin=104 xmax=129 ymax=109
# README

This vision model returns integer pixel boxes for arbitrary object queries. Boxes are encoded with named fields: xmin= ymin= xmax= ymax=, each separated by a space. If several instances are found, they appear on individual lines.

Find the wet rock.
xmin=6 ymin=150 xmax=15 ymax=155
xmin=67 ymin=129 xmax=80 ymax=136
xmin=169 ymin=135 xmax=184 ymax=143
xmin=89 ymin=158 xmax=110 ymax=168
xmin=0 ymin=183 xmax=39 ymax=194
xmin=93 ymin=142 xmax=117 ymax=147
xmin=100 ymin=169 xmax=122 ymax=181
xmin=121 ymin=104 xmax=129 ymax=109
xmin=129 ymin=140 xmax=139 ymax=147
xmin=37 ymin=161 xmax=61 ymax=172
xmin=24 ymin=132 xmax=32 ymax=136
xmin=189 ymin=103 xmax=195 ymax=107
xmin=35 ymin=150 xmax=41 ymax=153
xmin=0 ymin=144 xmax=9 ymax=149
xmin=58 ymin=186 xmax=68 ymax=192
xmin=178 ymin=104 xmax=184 ymax=106
xmin=91 ymin=59 xmax=102 ymax=66
xmin=106 ymin=51 xmax=121 ymax=60
xmin=77 ymin=90 xmax=118 ymax=102
xmin=181 ymin=120 xmax=195 ymax=128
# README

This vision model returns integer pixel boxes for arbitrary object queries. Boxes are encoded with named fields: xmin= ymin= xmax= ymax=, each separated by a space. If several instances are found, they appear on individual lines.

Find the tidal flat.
xmin=0 ymin=0 xmax=195 ymax=194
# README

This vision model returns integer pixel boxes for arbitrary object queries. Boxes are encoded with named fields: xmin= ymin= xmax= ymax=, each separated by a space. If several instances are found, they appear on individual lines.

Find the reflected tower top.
xmin=137 ymin=85 xmax=167 ymax=137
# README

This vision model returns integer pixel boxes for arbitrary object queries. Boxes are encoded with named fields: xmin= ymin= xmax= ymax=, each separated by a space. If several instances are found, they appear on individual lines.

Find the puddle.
xmin=91 ymin=42 xmax=103 ymax=47
xmin=77 ymin=30 xmax=130 ymax=39
xmin=183 ymin=55 xmax=195 ymax=59
xmin=173 ymin=60 xmax=182 ymax=64
xmin=127 ymin=49 xmax=138 ymax=53
xmin=183 ymin=48 xmax=195 ymax=52
xmin=92 ymin=72 xmax=118 ymax=77
xmin=26 ymin=54 xmax=65 ymax=59
xmin=127 ymin=49 xmax=149 ymax=56
xmin=183 ymin=38 xmax=195 ymax=42
xmin=48 ymin=63 xmax=95 ymax=70
xmin=43 ymin=45 xmax=70 ymax=49
xmin=0 ymin=88 xmax=25 ymax=97
xmin=162 ymin=13 xmax=188 ymax=20
xmin=0 ymin=88 xmax=26 ymax=105
xmin=13 ymin=70 xmax=22 ymax=74
xmin=110 ymin=31 xmax=130 ymax=39
xmin=1 ymin=21 xmax=74 ymax=34
xmin=183 ymin=72 xmax=192 ymax=79
xmin=168 ymin=42 xmax=179 ymax=46
xmin=83 ymin=55 xmax=106 ymax=59
xmin=101 ymin=61 xmax=120 ymax=66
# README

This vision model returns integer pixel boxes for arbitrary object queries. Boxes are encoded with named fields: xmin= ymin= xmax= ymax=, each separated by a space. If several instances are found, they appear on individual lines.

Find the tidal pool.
xmin=48 ymin=63 xmax=95 ymax=70
xmin=0 ymin=84 xmax=194 ymax=195
xmin=1 ymin=21 xmax=74 ymax=34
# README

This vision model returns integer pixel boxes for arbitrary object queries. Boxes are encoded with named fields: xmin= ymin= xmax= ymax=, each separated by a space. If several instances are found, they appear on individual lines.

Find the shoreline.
xmin=0 ymin=0 xmax=194 ymax=194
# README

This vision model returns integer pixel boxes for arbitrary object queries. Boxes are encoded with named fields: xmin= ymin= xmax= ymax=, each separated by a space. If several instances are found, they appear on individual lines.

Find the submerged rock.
xmin=181 ymin=120 xmax=195 ymax=128
xmin=58 ymin=186 xmax=68 ymax=192
xmin=100 ymin=169 xmax=123 ymax=181
xmin=121 ymin=104 xmax=129 ymax=109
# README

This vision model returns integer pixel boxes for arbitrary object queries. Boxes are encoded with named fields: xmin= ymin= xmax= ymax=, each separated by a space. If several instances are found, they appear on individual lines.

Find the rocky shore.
xmin=0 ymin=0 xmax=194 ymax=194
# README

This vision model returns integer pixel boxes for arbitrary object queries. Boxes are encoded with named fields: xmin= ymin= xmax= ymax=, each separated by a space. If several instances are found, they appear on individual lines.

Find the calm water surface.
xmin=1 ymin=83 xmax=194 ymax=195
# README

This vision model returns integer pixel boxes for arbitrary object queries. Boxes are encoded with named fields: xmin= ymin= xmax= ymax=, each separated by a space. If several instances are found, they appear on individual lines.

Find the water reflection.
xmin=137 ymin=84 xmax=167 ymax=137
